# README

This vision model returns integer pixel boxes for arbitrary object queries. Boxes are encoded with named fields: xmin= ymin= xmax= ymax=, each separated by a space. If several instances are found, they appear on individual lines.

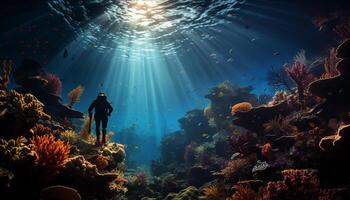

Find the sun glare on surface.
xmin=127 ymin=0 xmax=165 ymax=27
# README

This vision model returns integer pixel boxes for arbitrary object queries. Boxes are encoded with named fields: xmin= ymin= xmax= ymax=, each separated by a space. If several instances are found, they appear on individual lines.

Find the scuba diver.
xmin=88 ymin=92 xmax=113 ymax=145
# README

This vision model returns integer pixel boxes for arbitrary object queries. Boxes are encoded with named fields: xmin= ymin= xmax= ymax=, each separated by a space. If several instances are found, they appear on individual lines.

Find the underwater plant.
xmin=202 ymin=184 xmax=224 ymax=199
xmin=67 ymin=85 xmax=84 ymax=108
xmin=0 ymin=60 xmax=12 ymax=90
xmin=80 ymin=116 xmax=94 ymax=143
xmin=285 ymin=51 xmax=315 ymax=106
xmin=231 ymin=102 xmax=253 ymax=115
xmin=30 ymin=134 xmax=71 ymax=173
xmin=41 ymin=72 xmax=62 ymax=96
xmin=266 ymin=66 xmax=293 ymax=92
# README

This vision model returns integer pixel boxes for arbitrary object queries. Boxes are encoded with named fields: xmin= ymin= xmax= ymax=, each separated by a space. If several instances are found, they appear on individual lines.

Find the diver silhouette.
xmin=88 ymin=92 xmax=113 ymax=145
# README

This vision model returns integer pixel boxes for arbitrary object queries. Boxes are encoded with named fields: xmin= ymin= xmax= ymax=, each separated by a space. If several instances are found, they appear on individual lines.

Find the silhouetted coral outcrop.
xmin=309 ymin=39 xmax=350 ymax=120
xmin=13 ymin=59 xmax=83 ymax=120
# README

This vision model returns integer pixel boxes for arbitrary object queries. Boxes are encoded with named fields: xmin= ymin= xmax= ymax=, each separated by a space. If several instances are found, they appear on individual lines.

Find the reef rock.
xmin=232 ymin=101 xmax=292 ymax=133
xmin=40 ymin=185 xmax=81 ymax=200
xmin=309 ymin=39 xmax=350 ymax=120
xmin=13 ymin=59 xmax=83 ymax=120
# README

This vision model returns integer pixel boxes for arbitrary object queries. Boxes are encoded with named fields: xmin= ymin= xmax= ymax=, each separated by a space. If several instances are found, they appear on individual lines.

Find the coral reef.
xmin=0 ymin=90 xmax=50 ymax=138
xmin=0 ymin=60 xmax=12 ymax=90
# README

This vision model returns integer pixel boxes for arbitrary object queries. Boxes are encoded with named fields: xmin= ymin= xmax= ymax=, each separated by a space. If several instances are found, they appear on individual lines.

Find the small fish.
xmin=202 ymin=133 xmax=210 ymax=138
xmin=273 ymin=52 xmax=280 ymax=56
xmin=63 ymin=48 xmax=68 ymax=58
xmin=230 ymin=152 xmax=241 ymax=160
xmin=227 ymin=58 xmax=234 ymax=62
xmin=229 ymin=49 xmax=233 ymax=54
xmin=251 ymin=38 xmax=256 ymax=42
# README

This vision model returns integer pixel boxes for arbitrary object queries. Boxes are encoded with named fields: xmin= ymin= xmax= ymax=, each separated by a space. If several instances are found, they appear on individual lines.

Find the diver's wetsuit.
xmin=88 ymin=95 xmax=113 ymax=144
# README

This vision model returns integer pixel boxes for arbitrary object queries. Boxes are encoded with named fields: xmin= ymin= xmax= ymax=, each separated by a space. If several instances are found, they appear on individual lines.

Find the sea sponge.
xmin=30 ymin=134 xmax=70 ymax=174
xmin=231 ymin=102 xmax=253 ymax=115
xmin=261 ymin=143 xmax=272 ymax=160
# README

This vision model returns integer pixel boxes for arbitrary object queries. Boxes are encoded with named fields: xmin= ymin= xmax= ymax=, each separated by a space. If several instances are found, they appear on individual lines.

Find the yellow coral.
xmin=67 ymin=85 xmax=84 ymax=108
xmin=202 ymin=184 xmax=224 ymax=199
xmin=60 ymin=130 xmax=78 ymax=144
xmin=231 ymin=102 xmax=253 ymax=115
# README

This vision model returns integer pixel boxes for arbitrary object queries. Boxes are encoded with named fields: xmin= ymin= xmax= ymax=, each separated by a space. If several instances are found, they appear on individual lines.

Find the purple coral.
xmin=285 ymin=60 xmax=314 ymax=106
xmin=41 ymin=72 xmax=62 ymax=96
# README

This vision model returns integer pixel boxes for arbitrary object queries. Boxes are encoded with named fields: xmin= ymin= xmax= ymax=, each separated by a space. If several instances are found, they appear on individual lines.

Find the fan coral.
xmin=41 ymin=72 xmax=62 ymax=96
xmin=285 ymin=51 xmax=315 ymax=106
xmin=229 ymin=184 xmax=259 ymax=200
xmin=67 ymin=85 xmax=84 ymax=108
xmin=130 ymin=172 xmax=148 ymax=187
xmin=261 ymin=143 xmax=272 ymax=160
xmin=80 ymin=116 xmax=94 ymax=143
xmin=261 ymin=169 xmax=331 ymax=200
xmin=202 ymin=184 xmax=224 ymax=199
xmin=0 ymin=60 xmax=12 ymax=90
xmin=60 ymin=130 xmax=78 ymax=144
xmin=322 ymin=48 xmax=340 ymax=79
xmin=231 ymin=102 xmax=253 ymax=115
xmin=263 ymin=115 xmax=295 ymax=135
xmin=30 ymin=134 xmax=70 ymax=174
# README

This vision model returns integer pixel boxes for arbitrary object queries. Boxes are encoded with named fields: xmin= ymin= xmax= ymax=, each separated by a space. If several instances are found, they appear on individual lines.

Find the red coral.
xmin=261 ymin=169 xmax=332 ymax=200
xmin=41 ymin=72 xmax=62 ymax=96
xmin=285 ymin=61 xmax=314 ymax=106
xmin=261 ymin=143 xmax=272 ymax=160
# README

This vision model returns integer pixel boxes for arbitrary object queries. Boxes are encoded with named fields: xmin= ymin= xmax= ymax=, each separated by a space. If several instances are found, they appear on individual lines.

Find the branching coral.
xmin=67 ymin=85 xmax=84 ymax=108
xmin=285 ymin=51 xmax=315 ymax=106
xmin=322 ymin=48 xmax=340 ymax=79
xmin=202 ymin=184 xmax=224 ymax=199
xmin=0 ymin=90 xmax=50 ymax=137
xmin=261 ymin=169 xmax=332 ymax=200
xmin=220 ymin=157 xmax=251 ymax=179
xmin=60 ymin=130 xmax=78 ymax=144
xmin=30 ymin=134 xmax=70 ymax=174
xmin=41 ymin=72 xmax=62 ymax=96
xmin=231 ymin=102 xmax=253 ymax=115
xmin=0 ymin=60 xmax=12 ymax=90
xmin=229 ymin=184 xmax=259 ymax=200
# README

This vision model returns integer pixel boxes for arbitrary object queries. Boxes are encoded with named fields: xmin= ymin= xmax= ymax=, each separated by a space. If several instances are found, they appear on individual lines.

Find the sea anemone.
xmin=30 ymin=134 xmax=70 ymax=173
xmin=60 ymin=130 xmax=78 ymax=144
xmin=231 ymin=102 xmax=253 ymax=115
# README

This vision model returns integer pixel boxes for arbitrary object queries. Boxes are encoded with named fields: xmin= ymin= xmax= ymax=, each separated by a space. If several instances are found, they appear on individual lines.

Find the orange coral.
xmin=202 ymin=184 xmax=224 ymax=199
xmin=231 ymin=102 xmax=253 ymax=115
xmin=67 ymin=85 xmax=84 ymax=108
xmin=30 ymin=134 xmax=70 ymax=173
xmin=229 ymin=184 xmax=259 ymax=200
xmin=94 ymin=155 xmax=109 ymax=170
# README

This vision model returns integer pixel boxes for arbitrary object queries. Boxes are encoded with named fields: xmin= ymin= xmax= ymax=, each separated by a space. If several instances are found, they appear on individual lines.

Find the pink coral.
xmin=285 ymin=60 xmax=314 ymax=106
xmin=41 ymin=72 xmax=62 ymax=96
